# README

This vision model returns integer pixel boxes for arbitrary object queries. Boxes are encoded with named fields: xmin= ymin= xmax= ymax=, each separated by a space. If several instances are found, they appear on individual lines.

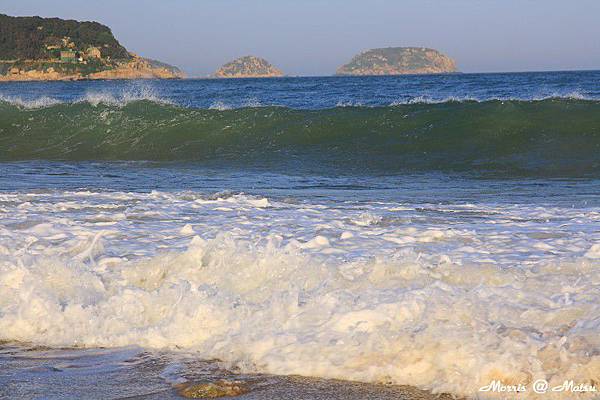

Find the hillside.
xmin=0 ymin=14 xmax=184 ymax=81
xmin=336 ymin=47 xmax=457 ymax=76
xmin=214 ymin=56 xmax=283 ymax=78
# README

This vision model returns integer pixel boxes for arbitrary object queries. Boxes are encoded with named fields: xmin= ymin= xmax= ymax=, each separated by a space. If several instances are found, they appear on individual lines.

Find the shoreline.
xmin=0 ymin=75 xmax=184 ymax=82
xmin=0 ymin=77 xmax=184 ymax=83
xmin=0 ymin=57 xmax=185 ymax=82
xmin=4 ymin=69 xmax=599 ymax=83
xmin=0 ymin=342 xmax=460 ymax=400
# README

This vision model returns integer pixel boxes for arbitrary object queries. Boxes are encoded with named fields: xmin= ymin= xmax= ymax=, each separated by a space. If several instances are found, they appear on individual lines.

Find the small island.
xmin=214 ymin=56 xmax=283 ymax=78
xmin=336 ymin=47 xmax=457 ymax=76
xmin=0 ymin=14 xmax=184 ymax=81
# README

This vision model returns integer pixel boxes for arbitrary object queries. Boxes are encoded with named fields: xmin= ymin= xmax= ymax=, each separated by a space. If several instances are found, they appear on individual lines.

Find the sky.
xmin=2 ymin=0 xmax=600 ymax=76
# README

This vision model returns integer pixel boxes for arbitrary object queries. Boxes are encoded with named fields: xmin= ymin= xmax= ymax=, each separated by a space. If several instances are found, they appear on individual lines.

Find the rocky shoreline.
xmin=0 ymin=56 xmax=184 ymax=82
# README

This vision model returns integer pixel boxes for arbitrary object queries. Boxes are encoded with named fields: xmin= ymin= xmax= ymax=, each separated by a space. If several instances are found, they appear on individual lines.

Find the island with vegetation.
xmin=214 ymin=56 xmax=283 ymax=78
xmin=336 ymin=47 xmax=457 ymax=76
xmin=0 ymin=14 xmax=184 ymax=81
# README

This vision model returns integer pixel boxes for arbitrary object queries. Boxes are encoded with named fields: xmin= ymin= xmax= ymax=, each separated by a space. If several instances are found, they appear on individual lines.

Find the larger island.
xmin=0 ymin=14 xmax=184 ymax=81
xmin=336 ymin=47 xmax=457 ymax=76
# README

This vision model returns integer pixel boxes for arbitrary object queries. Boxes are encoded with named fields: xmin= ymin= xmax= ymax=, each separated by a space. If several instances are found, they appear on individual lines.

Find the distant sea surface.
xmin=1 ymin=71 xmax=600 ymax=399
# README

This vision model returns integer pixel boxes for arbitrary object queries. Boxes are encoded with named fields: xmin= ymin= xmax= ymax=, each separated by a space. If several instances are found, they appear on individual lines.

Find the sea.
xmin=1 ymin=71 xmax=600 ymax=399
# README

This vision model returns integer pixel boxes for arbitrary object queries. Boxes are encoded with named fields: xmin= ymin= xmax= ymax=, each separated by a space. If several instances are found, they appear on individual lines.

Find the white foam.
xmin=1 ymin=89 xmax=596 ymax=112
xmin=389 ymin=92 xmax=596 ymax=105
xmin=180 ymin=224 xmax=195 ymax=235
xmin=584 ymin=243 xmax=600 ymax=259
xmin=0 ymin=94 xmax=64 ymax=109
xmin=82 ymin=85 xmax=172 ymax=107
xmin=1 ymin=189 xmax=600 ymax=399
xmin=335 ymin=100 xmax=364 ymax=107
xmin=209 ymin=101 xmax=232 ymax=111
xmin=241 ymin=98 xmax=264 ymax=108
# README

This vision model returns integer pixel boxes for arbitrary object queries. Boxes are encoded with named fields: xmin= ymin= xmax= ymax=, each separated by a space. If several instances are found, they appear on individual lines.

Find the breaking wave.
xmin=1 ymin=97 xmax=599 ymax=176
xmin=2 ymin=231 xmax=600 ymax=399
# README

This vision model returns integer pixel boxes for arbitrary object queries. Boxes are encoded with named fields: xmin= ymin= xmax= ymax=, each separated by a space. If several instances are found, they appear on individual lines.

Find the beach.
xmin=1 ymin=343 xmax=462 ymax=399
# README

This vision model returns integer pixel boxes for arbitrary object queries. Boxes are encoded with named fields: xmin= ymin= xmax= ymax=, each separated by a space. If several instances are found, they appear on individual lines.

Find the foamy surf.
xmin=1 ymin=188 xmax=600 ymax=399
xmin=0 ymin=84 xmax=172 ymax=109
xmin=0 ymin=92 xmax=597 ymax=110
xmin=81 ymin=86 xmax=173 ymax=107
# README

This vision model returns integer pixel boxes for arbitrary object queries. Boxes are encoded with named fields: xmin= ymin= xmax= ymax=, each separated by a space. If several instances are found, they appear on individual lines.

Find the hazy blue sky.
xmin=3 ymin=0 xmax=600 ymax=76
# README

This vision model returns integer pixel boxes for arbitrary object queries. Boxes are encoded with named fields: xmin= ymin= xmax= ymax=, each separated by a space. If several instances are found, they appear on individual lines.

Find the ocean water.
xmin=1 ymin=72 xmax=600 ymax=399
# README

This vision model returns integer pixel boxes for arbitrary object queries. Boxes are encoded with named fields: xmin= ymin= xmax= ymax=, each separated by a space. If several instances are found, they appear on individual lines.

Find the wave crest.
xmin=0 ymin=85 xmax=172 ymax=109
xmin=1 ymin=98 xmax=599 ymax=176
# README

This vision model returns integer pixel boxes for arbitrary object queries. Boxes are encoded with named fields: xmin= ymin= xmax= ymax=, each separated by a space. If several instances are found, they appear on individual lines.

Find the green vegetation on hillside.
xmin=337 ymin=47 xmax=457 ymax=76
xmin=345 ymin=48 xmax=432 ymax=70
xmin=0 ymin=13 xmax=130 ymax=61
xmin=215 ymin=56 xmax=283 ymax=78
xmin=0 ymin=14 xmax=182 ymax=80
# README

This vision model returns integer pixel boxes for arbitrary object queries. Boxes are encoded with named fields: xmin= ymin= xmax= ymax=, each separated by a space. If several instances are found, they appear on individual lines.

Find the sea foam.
xmin=1 ymin=189 xmax=600 ymax=399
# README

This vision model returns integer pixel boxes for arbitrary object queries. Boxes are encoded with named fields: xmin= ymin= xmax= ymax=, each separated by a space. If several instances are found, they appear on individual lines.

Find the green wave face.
xmin=1 ymin=99 xmax=599 ymax=176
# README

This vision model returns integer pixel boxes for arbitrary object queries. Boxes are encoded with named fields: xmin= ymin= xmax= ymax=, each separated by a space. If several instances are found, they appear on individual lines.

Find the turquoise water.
xmin=1 ymin=72 xmax=600 ymax=399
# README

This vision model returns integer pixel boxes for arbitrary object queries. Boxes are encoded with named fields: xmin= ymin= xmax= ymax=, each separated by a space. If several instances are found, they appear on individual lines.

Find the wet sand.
xmin=0 ymin=343 xmax=457 ymax=399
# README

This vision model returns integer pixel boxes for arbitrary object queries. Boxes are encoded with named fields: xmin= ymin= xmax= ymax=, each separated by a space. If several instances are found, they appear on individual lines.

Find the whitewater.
xmin=2 ymin=71 xmax=600 ymax=399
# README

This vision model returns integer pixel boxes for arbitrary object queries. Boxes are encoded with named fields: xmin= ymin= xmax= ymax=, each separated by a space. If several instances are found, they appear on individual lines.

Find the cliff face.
xmin=0 ymin=57 xmax=184 ymax=81
xmin=0 ymin=14 xmax=184 ymax=81
xmin=336 ymin=47 xmax=457 ymax=76
xmin=214 ymin=56 xmax=283 ymax=78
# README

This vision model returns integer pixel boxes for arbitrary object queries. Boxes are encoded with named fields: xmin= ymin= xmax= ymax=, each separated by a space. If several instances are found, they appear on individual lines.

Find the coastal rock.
xmin=176 ymin=380 xmax=249 ymax=398
xmin=214 ymin=56 xmax=283 ymax=78
xmin=0 ymin=56 xmax=184 ymax=82
xmin=86 ymin=56 xmax=184 ymax=80
xmin=336 ymin=47 xmax=457 ymax=76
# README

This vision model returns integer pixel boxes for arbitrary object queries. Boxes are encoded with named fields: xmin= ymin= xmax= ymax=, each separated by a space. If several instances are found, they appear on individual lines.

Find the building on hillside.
xmin=61 ymin=37 xmax=76 ymax=49
xmin=86 ymin=47 xmax=102 ymax=59
xmin=60 ymin=50 xmax=78 ymax=62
